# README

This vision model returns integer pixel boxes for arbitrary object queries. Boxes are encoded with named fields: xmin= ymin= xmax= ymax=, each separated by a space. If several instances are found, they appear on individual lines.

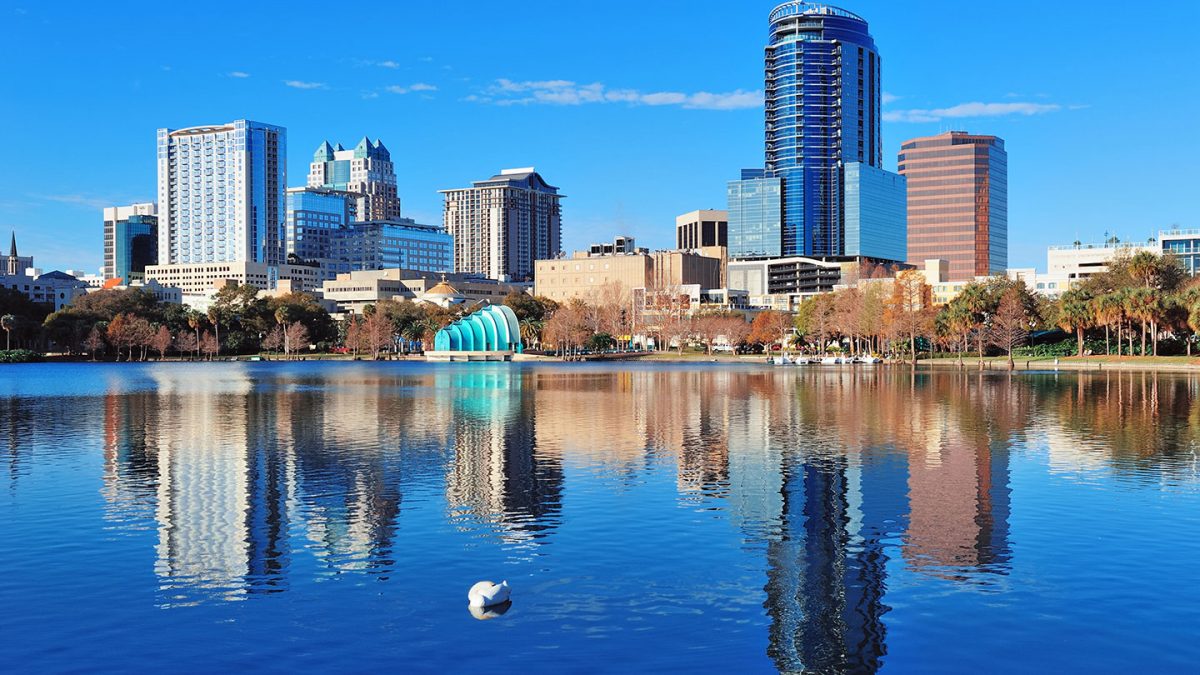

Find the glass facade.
xmin=765 ymin=2 xmax=881 ymax=258
xmin=843 ymin=162 xmax=906 ymax=262
xmin=112 ymin=215 xmax=158 ymax=282
xmin=728 ymin=173 xmax=784 ymax=259
xmin=332 ymin=219 xmax=452 ymax=274
xmin=308 ymin=138 xmax=401 ymax=221
xmin=285 ymin=188 xmax=352 ymax=276
xmin=898 ymin=132 xmax=1007 ymax=280
xmin=157 ymin=120 xmax=286 ymax=266
xmin=1161 ymin=231 xmax=1200 ymax=275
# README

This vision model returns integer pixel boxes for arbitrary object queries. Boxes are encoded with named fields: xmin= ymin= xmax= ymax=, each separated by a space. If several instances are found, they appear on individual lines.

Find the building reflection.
xmin=443 ymin=370 xmax=563 ymax=546
xmin=72 ymin=362 xmax=1200 ymax=665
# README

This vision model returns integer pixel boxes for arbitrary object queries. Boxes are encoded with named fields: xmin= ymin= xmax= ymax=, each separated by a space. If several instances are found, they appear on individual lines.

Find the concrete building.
xmin=899 ymin=131 xmax=1007 ymax=280
xmin=308 ymin=138 xmax=401 ymax=222
xmin=1046 ymin=240 xmax=1154 ymax=281
xmin=1158 ymin=229 xmax=1200 ymax=275
xmin=0 ymin=236 xmax=88 ymax=310
xmin=676 ymin=210 xmax=728 ymax=250
xmin=440 ymin=167 xmax=562 ymax=281
xmin=320 ymin=269 xmax=525 ymax=315
xmin=157 ymin=120 xmax=286 ymax=266
xmin=145 ymin=261 xmax=322 ymax=296
xmin=728 ymin=255 xmax=903 ymax=310
xmin=533 ymin=250 xmax=722 ymax=304
xmin=102 ymin=202 xmax=157 ymax=281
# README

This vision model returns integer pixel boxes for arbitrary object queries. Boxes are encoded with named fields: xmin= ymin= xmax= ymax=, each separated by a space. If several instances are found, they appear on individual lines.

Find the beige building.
xmin=676 ymin=210 xmax=728 ymax=250
xmin=145 ymin=261 xmax=323 ymax=295
xmin=533 ymin=250 xmax=721 ymax=303
xmin=320 ymin=268 xmax=525 ymax=315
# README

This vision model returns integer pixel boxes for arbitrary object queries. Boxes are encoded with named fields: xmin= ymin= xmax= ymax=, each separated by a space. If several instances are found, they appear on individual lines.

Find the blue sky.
xmin=1 ymin=0 xmax=1196 ymax=273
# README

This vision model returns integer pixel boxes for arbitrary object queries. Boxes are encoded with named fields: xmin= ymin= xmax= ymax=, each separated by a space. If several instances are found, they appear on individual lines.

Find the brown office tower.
xmin=898 ymin=132 xmax=1007 ymax=281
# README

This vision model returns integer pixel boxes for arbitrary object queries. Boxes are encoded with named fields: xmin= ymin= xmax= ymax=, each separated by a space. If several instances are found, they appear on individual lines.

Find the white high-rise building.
xmin=440 ymin=167 xmax=563 ymax=282
xmin=156 ymin=120 xmax=286 ymax=267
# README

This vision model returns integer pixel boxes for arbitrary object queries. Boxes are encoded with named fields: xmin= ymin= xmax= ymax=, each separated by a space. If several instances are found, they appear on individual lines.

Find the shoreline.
xmin=16 ymin=353 xmax=1200 ymax=374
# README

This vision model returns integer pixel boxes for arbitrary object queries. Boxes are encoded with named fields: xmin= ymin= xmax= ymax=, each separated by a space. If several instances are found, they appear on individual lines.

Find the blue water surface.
xmin=0 ymin=362 xmax=1197 ymax=673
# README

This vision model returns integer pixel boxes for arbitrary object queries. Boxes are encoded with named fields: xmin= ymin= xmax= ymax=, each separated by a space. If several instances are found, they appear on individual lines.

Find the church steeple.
xmin=9 ymin=231 xmax=15 ymax=257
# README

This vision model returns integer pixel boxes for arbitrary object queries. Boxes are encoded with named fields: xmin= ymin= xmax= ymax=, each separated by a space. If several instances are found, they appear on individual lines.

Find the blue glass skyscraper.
xmin=764 ymin=2 xmax=899 ymax=259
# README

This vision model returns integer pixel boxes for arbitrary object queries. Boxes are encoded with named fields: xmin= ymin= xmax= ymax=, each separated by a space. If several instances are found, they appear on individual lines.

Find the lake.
xmin=1 ymin=362 xmax=1198 ymax=673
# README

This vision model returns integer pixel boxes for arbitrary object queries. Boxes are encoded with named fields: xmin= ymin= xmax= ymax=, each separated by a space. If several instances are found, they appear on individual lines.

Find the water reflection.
xmin=5 ymin=365 xmax=1200 ymax=670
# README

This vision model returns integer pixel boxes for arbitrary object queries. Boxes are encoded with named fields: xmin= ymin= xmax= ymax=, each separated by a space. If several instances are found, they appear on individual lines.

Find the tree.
xmin=285 ymin=322 xmax=310 ymax=357
xmin=886 ymin=271 xmax=935 ymax=365
xmin=207 ymin=306 xmax=224 ymax=358
xmin=748 ymin=310 xmax=794 ymax=352
xmin=721 ymin=316 xmax=752 ymax=352
xmin=0 ymin=314 xmax=13 ymax=350
xmin=186 ymin=310 xmax=204 ymax=360
xmin=795 ymin=295 xmax=837 ymax=354
xmin=363 ymin=311 xmax=392 ymax=359
xmin=84 ymin=325 xmax=106 ymax=361
xmin=261 ymin=325 xmax=284 ymax=353
xmin=990 ymin=287 xmax=1033 ymax=370
xmin=1056 ymin=287 xmax=1095 ymax=357
xmin=174 ymin=330 xmax=197 ymax=358
xmin=200 ymin=330 xmax=219 ymax=359
xmin=152 ymin=325 xmax=173 ymax=360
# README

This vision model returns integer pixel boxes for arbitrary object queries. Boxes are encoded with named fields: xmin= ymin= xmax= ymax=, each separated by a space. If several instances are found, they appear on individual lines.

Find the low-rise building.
xmin=729 ymin=256 xmax=906 ymax=310
xmin=1 ymin=235 xmax=89 ymax=310
xmin=145 ymin=261 xmax=323 ymax=295
xmin=1047 ymin=240 xmax=1155 ymax=281
xmin=320 ymin=268 xmax=525 ymax=315
xmin=533 ymin=249 xmax=722 ymax=304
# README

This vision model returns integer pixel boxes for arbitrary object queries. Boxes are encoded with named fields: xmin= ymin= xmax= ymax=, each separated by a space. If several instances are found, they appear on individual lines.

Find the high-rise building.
xmin=285 ymin=187 xmax=354 ymax=270
xmin=440 ymin=167 xmax=563 ymax=282
xmin=761 ymin=3 xmax=903 ymax=260
xmin=843 ymin=163 xmax=907 ymax=262
xmin=308 ymin=138 xmax=400 ymax=221
xmin=898 ymin=132 xmax=1008 ymax=280
xmin=157 ymin=120 xmax=286 ymax=266
xmin=728 ymin=169 xmax=784 ymax=259
xmin=676 ymin=210 xmax=728 ymax=250
xmin=102 ymin=203 xmax=157 ymax=281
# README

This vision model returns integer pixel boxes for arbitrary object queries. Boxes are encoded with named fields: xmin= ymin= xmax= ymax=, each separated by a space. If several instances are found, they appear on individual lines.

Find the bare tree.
xmin=990 ymin=287 xmax=1032 ymax=370
xmin=151 ymin=325 xmax=172 ymax=360
xmin=84 ymin=325 xmax=106 ymax=361
xmin=285 ymin=322 xmax=310 ymax=358
xmin=200 ymin=330 xmax=219 ymax=360
xmin=174 ymin=330 xmax=197 ymax=359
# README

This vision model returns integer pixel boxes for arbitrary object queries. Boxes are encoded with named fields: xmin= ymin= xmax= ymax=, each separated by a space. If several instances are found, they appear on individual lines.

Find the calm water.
xmin=1 ymin=363 xmax=1198 ymax=673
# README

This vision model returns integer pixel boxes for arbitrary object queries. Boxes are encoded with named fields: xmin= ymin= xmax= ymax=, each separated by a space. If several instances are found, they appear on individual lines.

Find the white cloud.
xmin=477 ymin=79 xmax=762 ymax=110
xmin=37 ymin=194 xmax=139 ymax=210
xmin=385 ymin=83 xmax=438 ymax=95
xmin=881 ymin=92 xmax=900 ymax=105
xmin=883 ymin=101 xmax=1062 ymax=123
xmin=284 ymin=80 xmax=327 ymax=90
xmin=228 ymin=71 xmax=250 ymax=78
xmin=377 ymin=60 xmax=400 ymax=69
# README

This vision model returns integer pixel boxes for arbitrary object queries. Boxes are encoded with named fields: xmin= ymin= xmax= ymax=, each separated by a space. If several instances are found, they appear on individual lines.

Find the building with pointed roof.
xmin=307 ymin=137 xmax=401 ymax=221
xmin=5 ymin=231 xmax=33 ymax=276
xmin=440 ymin=167 xmax=563 ymax=282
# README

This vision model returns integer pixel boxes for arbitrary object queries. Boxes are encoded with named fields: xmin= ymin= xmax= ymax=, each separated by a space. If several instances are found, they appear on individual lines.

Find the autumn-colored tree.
xmin=285 ymin=322 xmax=310 ymax=357
xmin=885 ymin=271 xmax=935 ymax=365
xmin=261 ymin=325 xmax=284 ymax=353
xmin=199 ymin=330 xmax=219 ymax=360
xmin=363 ymin=311 xmax=393 ymax=359
xmin=344 ymin=315 xmax=362 ymax=357
xmin=748 ymin=310 xmax=794 ymax=352
xmin=990 ymin=287 xmax=1033 ymax=370
xmin=174 ymin=330 xmax=197 ymax=358
xmin=151 ymin=325 xmax=173 ymax=360
xmin=721 ymin=315 xmax=752 ymax=352
xmin=84 ymin=325 xmax=106 ymax=360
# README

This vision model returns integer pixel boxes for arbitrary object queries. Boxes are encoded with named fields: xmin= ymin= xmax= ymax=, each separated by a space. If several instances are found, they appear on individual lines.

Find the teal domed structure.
xmin=429 ymin=305 xmax=522 ymax=361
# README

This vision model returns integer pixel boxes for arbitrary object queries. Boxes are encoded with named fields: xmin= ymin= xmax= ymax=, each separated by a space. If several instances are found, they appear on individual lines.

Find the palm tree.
xmin=186 ymin=310 xmax=203 ymax=360
xmin=1 ymin=314 xmax=14 ymax=350
xmin=1057 ymin=288 xmax=1094 ymax=357
xmin=274 ymin=307 xmax=293 ymax=356
xmin=519 ymin=317 xmax=543 ymax=349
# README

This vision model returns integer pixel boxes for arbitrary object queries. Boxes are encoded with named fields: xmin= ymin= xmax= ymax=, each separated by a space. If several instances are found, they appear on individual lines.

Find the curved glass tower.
xmin=765 ymin=2 xmax=882 ymax=257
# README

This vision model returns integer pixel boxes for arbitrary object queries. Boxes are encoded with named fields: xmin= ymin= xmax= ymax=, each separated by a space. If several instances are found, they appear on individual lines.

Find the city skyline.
xmin=0 ymin=1 xmax=1195 ymax=273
